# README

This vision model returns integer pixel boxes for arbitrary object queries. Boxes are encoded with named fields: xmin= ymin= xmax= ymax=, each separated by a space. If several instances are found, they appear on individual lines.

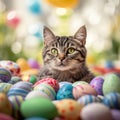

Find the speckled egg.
xmin=59 ymin=81 xmax=72 ymax=88
xmin=20 ymin=97 xmax=58 ymax=119
xmin=0 ymin=83 xmax=12 ymax=93
xmin=55 ymin=99 xmax=83 ymax=120
xmin=9 ymin=76 xmax=22 ymax=84
xmin=72 ymin=81 xmax=88 ymax=87
xmin=77 ymin=95 xmax=101 ymax=106
xmin=8 ymin=81 xmax=32 ymax=98
xmin=56 ymin=84 xmax=74 ymax=100
xmin=73 ymin=84 xmax=98 ymax=100
xmin=0 ymin=67 xmax=12 ymax=82
xmin=111 ymin=109 xmax=120 ymax=120
xmin=102 ymin=92 xmax=120 ymax=109
xmin=81 ymin=103 xmax=112 ymax=120
xmin=0 ymin=93 xmax=12 ymax=115
xmin=34 ymin=78 xmax=59 ymax=92
xmin=34 ymin=83 xmax=56 ymax=100
xmin=0 ymin=60 xmax=20 ymax=76
xmin=0 ymin=113 xmax=15 ymax=120
xmin=103 ymin=73 xmax=120 ymax=95
xmin=90 ymin=76 xmax=104 ymax=95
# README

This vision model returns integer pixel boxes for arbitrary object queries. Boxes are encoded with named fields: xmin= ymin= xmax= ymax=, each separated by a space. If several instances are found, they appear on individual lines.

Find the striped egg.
xmin=34 ymin=83 xmax=56 ymax=100
xmin=73 ymin=84 xmax=98 ymax=100
xmin=77 ymin=95 xmax=101 ymax=106
xmin=8 ymin=81 xmax=32 ymax=98
xmin=103 ymin=92 xmax=120 ymax=109
xmin=0 ymin=67 xmax=12 ymax=82
xmin=8 ymin=95 xmax=24 ymax=110
xmin=8 ymin=76 xmax=22 ymax=84
xmin=0 ymin=83 xmax=12 ymax=93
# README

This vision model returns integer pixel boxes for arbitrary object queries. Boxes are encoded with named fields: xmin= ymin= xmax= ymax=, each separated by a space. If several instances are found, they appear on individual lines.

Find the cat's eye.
xmin=51 ymin=48 xmax=58 ymax=56
xmin=67 ymin=48 xmax=75 ymax=54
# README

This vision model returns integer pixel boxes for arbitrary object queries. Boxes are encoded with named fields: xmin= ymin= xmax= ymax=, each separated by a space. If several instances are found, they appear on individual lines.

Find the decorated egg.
xmin=0 ymin=113 xmax=15 ymax=120
xmin=90 ymin=76 xmax=104 ymax=95
xmin=20 ymin=97 xmax=58 ymax=119
xmin=8 ymin=95 xmax=24 ymax=110
xmin=8 ymin=81 xmax=32 ymax=98
xmin=0 ymin=93 xmax=12 ymax=115
xmin=0 ymin=67 xmax=12 ymax=82
xmin=77 ymin=95 xmax=100 ymax=106
xmin=55 ymin=99 xmax=83 ymax=120
xmin=0 ymin=83 xmax=12 ymax=93
xmin=34 ymin=78 xmax=59 ymax=92
xmin=9 ymin=76 xmax=22 ymax=84
xmin=25 ymin=90 xmax=50 ymax=100
xmin=111 ymin=109 xmax=120 ymax=120
xmin=0 ymin=60 xmax=20 ymax=76
xmin=81 ymin=103 xmax=112 ymax=120
xmin=59 ymin=81 xmax=72 ymax=88
xmin=103 ymin=73 xmax=120 ymax=95
xmin=34 ymin=83 xmax=56 ymax=100
xmin=72 ymin=81 xmax=88 ymax=87
xmin=28 ymin=58 xmax=40 ymax=69
xmin=102 ymin=92 xmax=120 ymax=109
xmin=56 ymin=84 xmax=74 ymax=100
xmin=73 ymin=84 xmax=98 ymax=100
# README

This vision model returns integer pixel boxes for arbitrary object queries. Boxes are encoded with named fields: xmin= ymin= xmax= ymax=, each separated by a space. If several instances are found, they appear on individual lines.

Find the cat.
xmin=37 ymin=25 xmax=95 ymax=83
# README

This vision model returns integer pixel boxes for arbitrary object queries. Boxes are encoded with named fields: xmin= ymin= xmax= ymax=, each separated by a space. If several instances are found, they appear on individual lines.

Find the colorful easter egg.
xmin=0 ymin=60 xmax=20 ymax=76
xmin=25 ymin=90 xmax=50 ymax=100
xmin=56 ymin=84 xmax=74 ymax=100
xmin=72 ymin=81 xmax=88 ymax=87
xmin=90 ymin=76 xmax=104 ymax=95
xmin=34 ymin=83 xmax=56 ymax=100
xmin=8 ymin=81 xmax=32 ymax=98
xmin=111 ymin=109 xmax=120 ymax=120
xmin=0 ymin=113 xmax=15 ymax=120
xmin=8 ymin=95 xmax=24 ymax=110
xmin=25 ymin=117 xmax=48 ymax=120
xmin=9 ymin=76 xmax=22 ymax=84
xmin=34 ymin=78 xmax=59 ymax=92
xmin=28 ymin=58 xmax=40 ymax=69
xmin=73 ymin=84 xmax=98 ymax=100
xmin=0 ymin=83 xmax=12 ymax=93
xmin=103 ymin=73 xmax=120 ymax=95
xmin=20 ymin=97 xmax=58 ymax=119
xmin=102 ymin=92 xmax=120 ymax=109
xmin=0 ymin=67 xmax=12 ymax=82
xmin=81 ymin=103 xmax=112 ymax=120
xmin=55 ymin=99 xmax=83 ymax=120
xmin=77 ymin=95 xmax=100 ymax=106
xmin=59 ymin=81 xmax=72 ymax=88
xmin=0 ymin=93 xmax=12 ymax=115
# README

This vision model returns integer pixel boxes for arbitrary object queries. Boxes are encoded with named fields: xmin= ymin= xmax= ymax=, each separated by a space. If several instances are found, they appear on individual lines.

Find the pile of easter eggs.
xmin=0 ymin=59 xmax=120 ymax=120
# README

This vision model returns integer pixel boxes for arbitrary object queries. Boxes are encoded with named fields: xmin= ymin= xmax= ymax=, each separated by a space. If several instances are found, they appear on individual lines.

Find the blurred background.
xmin=0 ymin=0 xmax=120 ymax=72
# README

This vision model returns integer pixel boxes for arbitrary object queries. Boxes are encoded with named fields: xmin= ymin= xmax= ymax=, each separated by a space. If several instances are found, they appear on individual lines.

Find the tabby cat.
xmin=37 ymin=25 xmax=94 ymax=83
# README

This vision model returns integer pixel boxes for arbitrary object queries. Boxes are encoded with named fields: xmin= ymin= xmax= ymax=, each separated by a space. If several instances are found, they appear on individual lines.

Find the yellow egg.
xmin=45 ymin=0 xmax=79 ymax=8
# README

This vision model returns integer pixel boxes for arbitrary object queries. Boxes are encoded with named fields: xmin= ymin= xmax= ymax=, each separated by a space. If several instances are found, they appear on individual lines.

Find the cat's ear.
xmin=74 ymin=25 xmax=87 ymax=45
xmin=43 ymin=26 xmax=55 ymax=46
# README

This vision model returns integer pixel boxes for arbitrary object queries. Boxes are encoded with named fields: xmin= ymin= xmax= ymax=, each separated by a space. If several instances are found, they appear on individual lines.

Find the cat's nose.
xmin=59 ymin=53 xmax=65 ymax=61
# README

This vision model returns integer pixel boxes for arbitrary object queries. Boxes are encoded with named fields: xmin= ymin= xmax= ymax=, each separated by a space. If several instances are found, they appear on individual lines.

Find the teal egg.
xmin=20 ymin=97 xmax=58 ymax=119
xmin=25 ymin=117 xmax=48 ymax=120
xmin=103 ymin=73 xmax=120 ymax=95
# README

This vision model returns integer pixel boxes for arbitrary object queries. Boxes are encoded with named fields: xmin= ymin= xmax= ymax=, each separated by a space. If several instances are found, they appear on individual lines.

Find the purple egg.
xmin=111 ymin=109 xmax=120 ymax=120
xmin=28 ymin=58 xmax=40 ymax=69
xmin=90 ymin=76 xmax=104 ymax=95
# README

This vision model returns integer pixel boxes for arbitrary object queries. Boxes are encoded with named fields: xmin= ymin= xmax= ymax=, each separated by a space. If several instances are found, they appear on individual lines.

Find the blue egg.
xmin=103 ymin=92 xmax=120 ymax=109
xmin=59 ymin=81 xmax=72 ymax=88
xmin=56 ymin=84 xmax=74 ymax=100
xmin=25 ymin=117 xmax=48 ymax=120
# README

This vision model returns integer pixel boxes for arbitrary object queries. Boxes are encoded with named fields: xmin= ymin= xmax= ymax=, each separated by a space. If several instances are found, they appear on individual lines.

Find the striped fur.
xmin=38 ymin=26 xmax=94 ymax=83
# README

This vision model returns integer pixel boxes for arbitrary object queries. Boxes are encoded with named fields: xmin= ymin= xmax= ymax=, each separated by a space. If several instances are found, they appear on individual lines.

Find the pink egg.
xmin=34 ymin=78 xmax=59 ymax=92
xmin=73 ymin=84 xmax=98 ymax=100
xmin=0 ymin=113 xmax=15 ymax=120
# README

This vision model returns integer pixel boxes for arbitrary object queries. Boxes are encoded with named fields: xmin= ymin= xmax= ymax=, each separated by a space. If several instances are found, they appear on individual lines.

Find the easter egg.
xmin=25 ymin=91 xmax=50 ymax=100
xmin=55 ymin=99 xmax=83 ymax=120
xmin=103 ymin=73 xmax=120 ymax=95
xmin=73 ymin=84 xmax=98 ymax=100
xmin=111 ymin=109 xmax=120 ymax=120
xmin=77 ymin=95 xmax=100 ymax=106
xmin=0 ymin=60 xmax=20 ymax=76
xmin=28 ymin=58 xmax=40 ymax=69
xmin=0 ymin=113 xmax=15 ymax=120
xmin=25 ymin=117 xmax=48 ymax=120
xmin=0 ymin=83 xmax=12 ymax=93
xmin=34 ymin=78 xmax=59 ymax=92
xmin=9 ymin=76 xmax=22 ymax=84
xmin=59 ymin=81 xmax=72 ymax=88
xmin=102 ymin=92 xmax=120 ymax=109
xmin=45 ymin=0 xmax=79 ymax=8
xmin=20 ymin=97 xmax=58 ymax=119
xmin=72 ymin=81 xmax=88 ymax=87
xmin=56 ymin=84 xmax=74 ymax=100
xmin=81 ymin=103 xmax=112 ymax=120
xmin=34 ymin=83 xmax=56 ymax=100
xmin=90 ymin=76 xmax=104 ymax=95
xmin=8 ymin=81 xmax=32 ymax=98
xmin=0 ymin=93 xmax=12 ymax=115
xmin=0 ymin=67 xmax=12 ymax=82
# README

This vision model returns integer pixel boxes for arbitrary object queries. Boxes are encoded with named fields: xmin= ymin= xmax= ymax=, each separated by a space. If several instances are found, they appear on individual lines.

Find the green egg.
xmin=103 ymin=73 xmax=120 ymax=95
xmin=20 ymin=97 xmax=58 ymax=119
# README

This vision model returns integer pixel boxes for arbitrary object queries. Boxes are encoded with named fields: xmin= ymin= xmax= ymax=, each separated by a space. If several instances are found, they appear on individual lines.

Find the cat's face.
xmin=42 ymin=26 xmax=87 ymax=71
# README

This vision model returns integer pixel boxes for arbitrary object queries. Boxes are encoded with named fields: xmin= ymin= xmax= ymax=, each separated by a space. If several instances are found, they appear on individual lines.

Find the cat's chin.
xmin=53 ymin=65 xmax=72 ymax=71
